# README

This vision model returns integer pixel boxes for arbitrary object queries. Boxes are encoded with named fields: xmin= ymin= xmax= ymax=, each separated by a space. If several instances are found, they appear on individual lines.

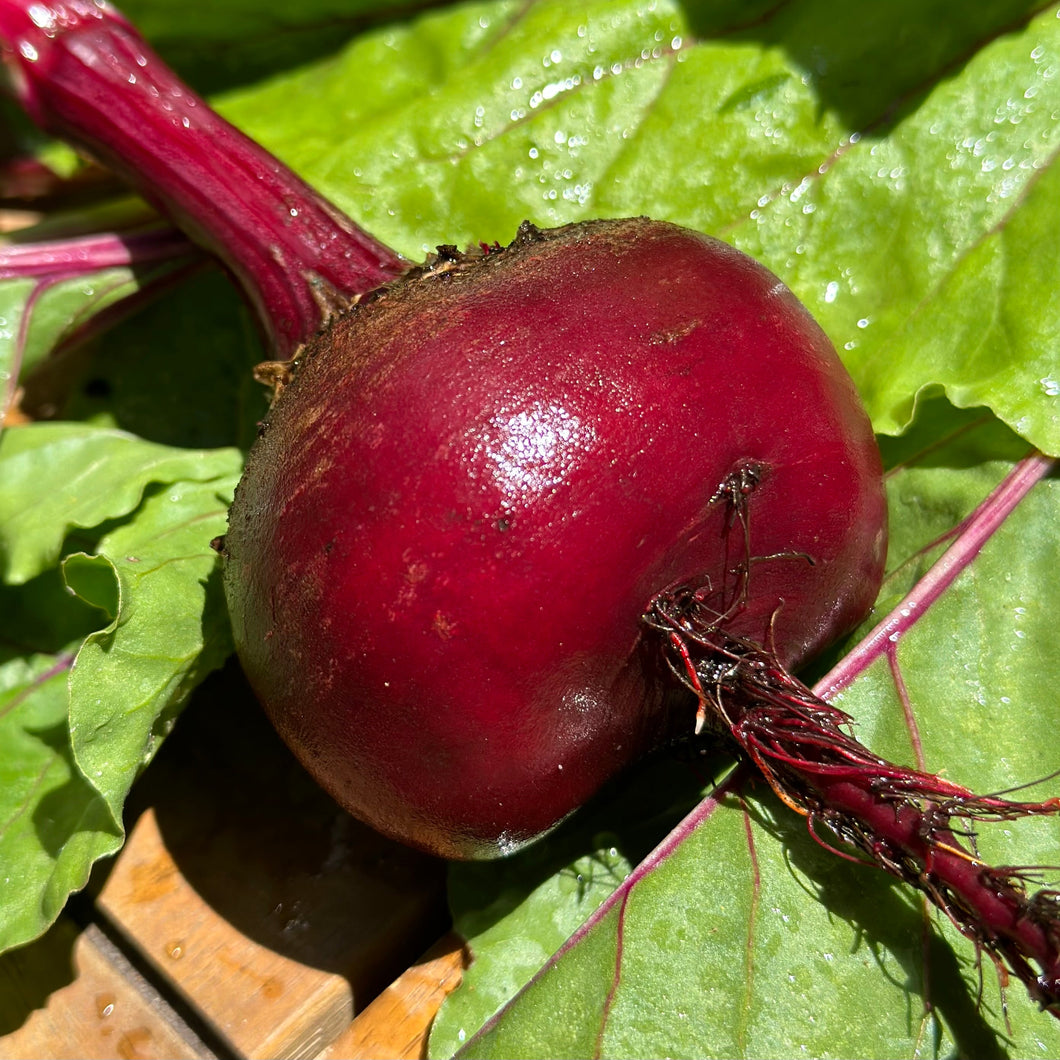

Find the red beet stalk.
xmin=0 ymin=0 xmax=406 ymax=359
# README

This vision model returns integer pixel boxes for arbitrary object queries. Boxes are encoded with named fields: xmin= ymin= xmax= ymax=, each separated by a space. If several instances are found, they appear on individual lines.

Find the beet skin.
xmin=223 ymin=217 xmax=887 ymax=859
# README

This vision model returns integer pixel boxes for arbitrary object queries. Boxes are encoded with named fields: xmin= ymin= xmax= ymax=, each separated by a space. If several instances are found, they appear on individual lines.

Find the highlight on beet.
xmin=1 ymin=0 xmax=1058 ymax=1050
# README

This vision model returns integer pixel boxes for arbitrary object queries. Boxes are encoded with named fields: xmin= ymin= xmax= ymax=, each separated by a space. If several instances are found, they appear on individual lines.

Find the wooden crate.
xmin=0 ymin=662 xmax=467 ymax=1060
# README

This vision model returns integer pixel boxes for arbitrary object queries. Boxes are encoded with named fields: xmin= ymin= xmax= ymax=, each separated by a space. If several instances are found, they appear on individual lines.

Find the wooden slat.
xmin=97 ymin=806 xmax=351 ymax=1059
xmin=317 ymin=932 xmax=469 ymax=1060
xmin=0 ymin=918 xmax=210 ymax=1060
xmin=92 ymin=664 xmax=450 ymax=1060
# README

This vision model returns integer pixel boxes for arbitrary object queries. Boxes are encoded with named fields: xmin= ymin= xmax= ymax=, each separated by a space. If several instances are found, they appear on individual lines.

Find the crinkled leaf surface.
xmin=0 ymin=425 xmax=241 ymax=949
xmin=0 ymin=422 xmax=239 ymax=583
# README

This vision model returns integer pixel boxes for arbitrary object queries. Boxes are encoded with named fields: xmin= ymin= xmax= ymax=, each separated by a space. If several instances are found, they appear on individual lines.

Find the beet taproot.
xmin=222 ymin=218 xmax=886 ymax=858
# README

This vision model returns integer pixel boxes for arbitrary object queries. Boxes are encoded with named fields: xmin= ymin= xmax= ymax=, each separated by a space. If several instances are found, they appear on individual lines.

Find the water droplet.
xmin=165 ymin=940 xmax=184 ymax=960
xmin=27 ymin=3 xmax=55 ymax=30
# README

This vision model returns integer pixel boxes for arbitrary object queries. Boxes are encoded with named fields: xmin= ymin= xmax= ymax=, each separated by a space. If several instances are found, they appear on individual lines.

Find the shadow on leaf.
xmin=447 ymin=741 xmax=726 ymax=943
xmin=26 ymin=719 xmax=119 ymax=861
xmin=679 ymin=0 xmax=1046 ymax=136
xmin=738 ymin=783 xmax=1013 ymax=1059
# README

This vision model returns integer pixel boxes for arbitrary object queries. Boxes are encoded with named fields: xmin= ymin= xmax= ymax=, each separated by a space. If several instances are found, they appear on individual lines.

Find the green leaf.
xmin=0 ymin=570 xmax=121 ymax=952
xmin=66 ymin=475 xmax=238 ymax=820
xmin=118 ymin=0 xmax=440 ymax=94
xmin=438 ymin=846 xmax=632 ymax=1056
xmin=0 ymin=425 xmax=241 ymax=950
xmin=0 ymin=422 xmax=241 ymax=583
xmin=0 ymin=259 xmax=192 ymax=398
xmin=54 ymin=268 xmax=269 ymax=451
xmin=433 ymin=753 xmax=728 ymax=1056
xmin=454 ymin=785 xmax=1009 ymax=1060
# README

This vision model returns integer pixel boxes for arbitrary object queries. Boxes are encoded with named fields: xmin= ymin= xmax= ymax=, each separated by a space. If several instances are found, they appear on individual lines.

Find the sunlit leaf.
xmin=0 ymin=424 xmax=240 ymax=949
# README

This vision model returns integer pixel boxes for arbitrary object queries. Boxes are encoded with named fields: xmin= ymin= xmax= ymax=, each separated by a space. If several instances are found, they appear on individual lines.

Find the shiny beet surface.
xmin=222 ymin=218 xmax=887 ymax=859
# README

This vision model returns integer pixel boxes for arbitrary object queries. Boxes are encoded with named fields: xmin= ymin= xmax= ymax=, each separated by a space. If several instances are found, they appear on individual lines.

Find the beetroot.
xmin=4 ymin=0 xmax=1060 ymax=1020
xmin=223 ymin=217 xmax=886 ymax=858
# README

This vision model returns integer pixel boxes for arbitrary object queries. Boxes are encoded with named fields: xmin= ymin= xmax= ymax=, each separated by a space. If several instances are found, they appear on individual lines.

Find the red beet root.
xmin=223 ymin=217 xmax=887 ymax=858
xmin=4 ymin=0 xmax=1060 ymax=1021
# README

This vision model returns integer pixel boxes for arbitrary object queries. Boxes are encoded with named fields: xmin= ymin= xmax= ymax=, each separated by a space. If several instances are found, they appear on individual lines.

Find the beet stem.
xmin=0 ymin=0 xmax=407 ymax=357
xmin=0 ymin=222 xmax=195 ymax=277
xmin=817 ymin=450 xmax=1056 ymax=700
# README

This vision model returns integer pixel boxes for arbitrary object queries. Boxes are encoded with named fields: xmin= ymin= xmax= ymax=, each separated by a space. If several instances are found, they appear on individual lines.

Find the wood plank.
xmin=93 ymin=664 xmax=449 ymax=1060
xmin=317 ymin=932 xmax=469 ymax=1060
xmin=0 ymin=918 xmax=211 ymax=1060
